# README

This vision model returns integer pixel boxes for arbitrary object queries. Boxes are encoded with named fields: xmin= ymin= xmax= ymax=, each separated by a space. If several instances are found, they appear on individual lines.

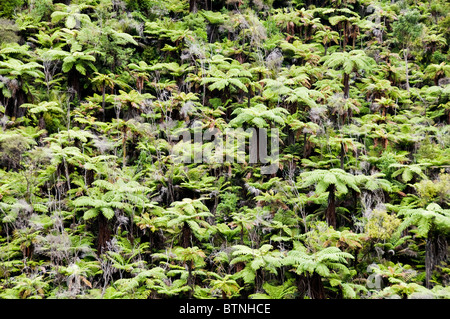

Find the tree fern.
xmin=283 ymin=243 xmax=353 ymax=278
xmin=249 ymin=279 xmax=297 ymax=299
xmin=390 ymin=163 xmax=430 ymax=183
xmin=299 ymin=169 xmax=360 ymax=228
xmin=230 ymin=244 xmax=283 ymax=290
xmin=397 ymin=203 xmax=450 ymax=238
xmin=229 ymin=103 xmax=288 ymax=128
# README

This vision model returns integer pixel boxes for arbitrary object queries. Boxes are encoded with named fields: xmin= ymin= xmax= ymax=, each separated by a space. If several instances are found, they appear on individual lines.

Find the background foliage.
xmin=0 ymin=0 xmax=449 ymax=299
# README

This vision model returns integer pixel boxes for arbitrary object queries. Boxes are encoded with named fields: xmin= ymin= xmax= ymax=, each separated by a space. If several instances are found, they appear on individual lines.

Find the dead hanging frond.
xmin=265 ymin=49 xmax=283 ymax=74
xmin=92 ymin=134 xmax=114 ymax=154
xmin=0 ymin=75 xmax=18 ymax=98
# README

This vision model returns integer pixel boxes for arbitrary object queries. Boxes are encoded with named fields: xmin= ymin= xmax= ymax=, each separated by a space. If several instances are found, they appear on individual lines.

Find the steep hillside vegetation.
xmin=0 ymin=0 xmax=449 ymax=299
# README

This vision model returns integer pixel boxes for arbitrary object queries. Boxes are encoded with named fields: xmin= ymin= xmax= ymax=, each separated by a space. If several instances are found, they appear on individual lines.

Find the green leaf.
xmin=111 ymin=30 xmax=138 ymax=46
xmin=75 ymin=63 xmax=86 ymax=75
xmin=101 ymin=207 xmax=115 ymax=220
xmin=50 ymin=11 xmax=66 ymax=24
xmin=83 ymin=208 xmax=99 ymax=220
xmin=62 ymin=61 xmax=73 ymax=73
xmin=208 ymin=79 xmax=228 ymax=91
xmin=66 ymin=15 xmax=77 ymax=29
xmin=402 ymin=169 xmax=413 ymax=183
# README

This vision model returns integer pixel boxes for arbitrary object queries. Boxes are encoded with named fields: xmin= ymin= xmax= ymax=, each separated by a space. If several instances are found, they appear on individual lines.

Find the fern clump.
xmin=365 ymin=209 xmax=402 ymax=241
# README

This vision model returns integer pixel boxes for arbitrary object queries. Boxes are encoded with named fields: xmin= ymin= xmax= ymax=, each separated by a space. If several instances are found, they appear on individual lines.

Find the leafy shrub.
xmin=0 ymin=0 xmax=24 ymax=18
xmin=366 ymin=209 xmax=402 ymax=241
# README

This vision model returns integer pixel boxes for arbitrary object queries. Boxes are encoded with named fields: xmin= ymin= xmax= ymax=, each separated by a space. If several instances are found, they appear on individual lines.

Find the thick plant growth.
xmin=0 ymin=0 xmax=449 ymax=299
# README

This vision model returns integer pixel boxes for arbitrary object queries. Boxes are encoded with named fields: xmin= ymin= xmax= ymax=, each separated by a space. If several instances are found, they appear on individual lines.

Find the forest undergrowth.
xmin=0 ymin=0 xmax=449 ymax=299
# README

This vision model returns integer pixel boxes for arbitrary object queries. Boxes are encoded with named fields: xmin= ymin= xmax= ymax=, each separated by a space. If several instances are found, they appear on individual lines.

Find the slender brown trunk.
xmin=122 ymin=127 xmax=127 ymax=169
xmin=181 ymin=223 xmax=191 ymax=248
xmin=343 ymin=73 xmax=350 ymax=99
xmin=255 ymin=268 xmax=263 ymax=293
xmin=38 ymin=115 xmax=46 ymax=131
xmin=382 ymin=137 xmax=388 ymax=149
xmin=434 ymin=77 xmax=439 ymax=86
xmin=189 ymin=0 xmax=198 ymax=13
xmin=187 ymin=260 xmax=194 ymax=298
xmin=342 ymin=24 xmax=347 ymax=51
xmin=137 ymin=77 xmax=143 ymax=94
xmin=308 ymin=272 xmax=326 ymax=299
xmin=425 ymin=232 xmax=448 ymax=289
xmin=425 ymin=235 xmax=433 ymax=289
xmin=340 ymin=142 xmax=345 ymax=169
xmin=326 ymin=184 xmax=336 ymax=229
xmin=303 ymin=133 xmax=312 ymax=158
xmin=23 ymin=244 xmax=34 ymax=259
xmin=68 ymin=68 xmax=80 ymax=99
xmin=12 ymin=87 xmax=26 ymax=118
xmin=286 ymin=126 xmax=295 ymax=146
xmin=101 ymin=86 xmax=106 ymax=121
xmin=295 ymin=274 xmax=308 ymax=299
xmin=97 ymin=213 xmax=111 ymax=254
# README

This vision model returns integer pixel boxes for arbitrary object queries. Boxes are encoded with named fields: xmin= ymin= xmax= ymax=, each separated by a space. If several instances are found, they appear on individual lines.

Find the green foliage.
xmin=249 ymin=279 xmax=297 ymax=299
xmin=0 ymin=19 xmax=19 ymax=44
xmin=0 ymin=0 xmax=449 ymax=300
xmin=229 ymin=104 xmax=289 ymax=128
xmin=397 ymin=203 xmax=450 ymax=238
xmin=392 ymin=9 xmax=424 ymax=48
xmin=0 ymin=0 xmax=24 ymax=19
xmin=299 ymin=168 xmax=360 ymax=196
xmin=415 ymin=174 xmax=450 ymax=206
xmin=283 ymin=243 xmax=354 ymax=278
xmin=365 ymin=209 xmax=402 ymax=241
xmin=321 ymin=50 xmax=375 ymax=76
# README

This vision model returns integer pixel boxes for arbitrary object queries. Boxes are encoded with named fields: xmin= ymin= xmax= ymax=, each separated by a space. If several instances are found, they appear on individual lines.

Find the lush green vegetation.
xmin=0 ymin=0 xmax=449 ymax=299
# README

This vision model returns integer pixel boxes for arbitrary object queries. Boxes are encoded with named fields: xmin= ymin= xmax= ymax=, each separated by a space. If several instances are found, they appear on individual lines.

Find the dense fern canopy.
xmin=0 ymin=0 xmax=449 ymax=300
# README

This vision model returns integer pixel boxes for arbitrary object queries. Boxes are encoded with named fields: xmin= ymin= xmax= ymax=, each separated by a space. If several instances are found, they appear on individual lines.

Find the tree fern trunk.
xmin=342 ymin=23 xmax=348 ymax=51
xmin=286 ymin=125 xmax=295 ymax=146
xmin=295 ymin=274 xmax=308 ymax=299
xmin=122 ymin=127 xmax=127 ymax=169
xmin=181 ymin=222 xmax=192 ymax=248
xmin=255 ymin=268 xmax=263 ymax=293
xmin=38 ymin=115 xmax=45 ymax=131
xmin=10 ymin=85 xmax=25 ymax=119
xmin=343 ymin=73 xmax=350 ymax=99
xmin=97 ymin=213 xmax=111 ymax=254
xmin=326 ymin=184 xmax=337 ymax=229
xmin=68 ymin=68 xmax=80 ymax=99
xmin=187 ymin=260 xmax=194 ymax=298
xmin=425 ymin=231 xmax=448 ymax=289
xmin=101 ymin=86 xmax=106 ymax=121
xmin=425 ymin=234 xmax=434 ymax=289
xmin=303 ymin=133 xmax=312 ymax=158
xmin=189 ymin=0 xmax=198 ymax=13
xmin=247 ymin=86 xmax=252 ymax=108
xmin=308 ymin=272 xmax=326 ymax=299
